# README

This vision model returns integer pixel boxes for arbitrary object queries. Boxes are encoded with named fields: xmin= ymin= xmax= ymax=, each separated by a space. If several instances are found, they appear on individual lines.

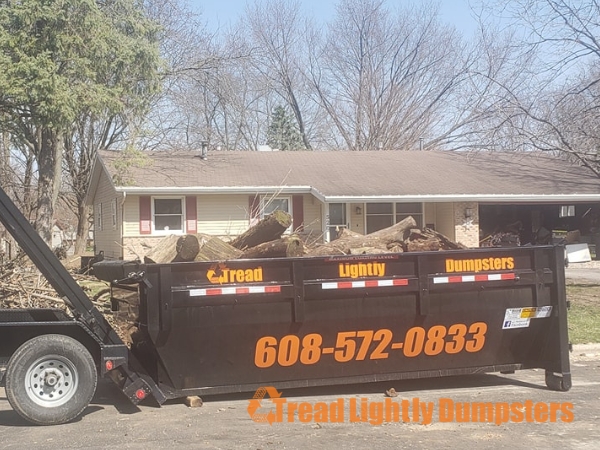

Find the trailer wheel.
xmin=545 ymin=370 xmax=572 ymax=392
xmin=5 ymin=334 xmax=97 ymax=425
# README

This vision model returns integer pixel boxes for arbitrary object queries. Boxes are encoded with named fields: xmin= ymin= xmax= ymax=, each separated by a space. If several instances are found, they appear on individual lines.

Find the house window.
xmin=153 ymin=197 xmax=184 ymax=233
xmin=559 ymin=205 xmax=575 ymax=218
xmin=261 ymin=196 xmax=292 ymax=232
xmin=111 ymin=199 xmax=117 ymax=230
xmin=366 ymin=202 xmax=423 ymax=233
xmin=366 ymin=203 xmax=393 ymax=233
xmin=328 ymin=203 xmax=347 ymax=240
xmin=396 ymin=203 xmax=423 ymax=228
xmin=96 ymin=203 xmax=103 ymax=232
xmin=262 ymin=196 xmax=291 ymax=217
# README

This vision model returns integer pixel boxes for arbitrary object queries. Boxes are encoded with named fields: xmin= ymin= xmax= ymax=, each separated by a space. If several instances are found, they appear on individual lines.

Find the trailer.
xmin=0 ymin=186 xmax=571 ymax=425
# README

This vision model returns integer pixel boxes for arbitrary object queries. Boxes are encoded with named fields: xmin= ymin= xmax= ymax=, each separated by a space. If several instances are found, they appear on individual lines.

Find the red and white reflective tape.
xmin=189 ymin=285 xmax=281 ymax=297
xmin=433 ymin=272 xmax=516 ymax=284
xmin=322 ymin=278 xmax=409 ymax=290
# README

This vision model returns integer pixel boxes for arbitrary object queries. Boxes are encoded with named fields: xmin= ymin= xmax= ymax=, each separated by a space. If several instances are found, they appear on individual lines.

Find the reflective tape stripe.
xmin=189 ymin=285 xmax=281 ymax=297
xmin=322 ymin=278 xmax=409 ymax=290
xmin=433 ymin=273 xmax=516 ymax=284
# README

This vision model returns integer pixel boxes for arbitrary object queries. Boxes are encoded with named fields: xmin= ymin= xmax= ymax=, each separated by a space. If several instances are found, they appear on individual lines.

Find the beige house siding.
xmin=121 ymin=194 xmax=325 ymax=260
xmin=121 ymin=194 xmax=249 ymax=260
xmin=196 ymin=194 xmax=251 ymax=238
xmin=93 ymin=170 xmax=122 ymax=259
xmin=115 ymin=192 xmax=481 ymax=260
xmin=435 ymin=203 xmax=455 ymax=242
xmin=424 ymin=203 xmax=436 ymax=227
xmin=122 ymin=194 xmax=250 ymax=239
xmin=349 ymin=203 xmax=365 ymax=235
xmin=453 ymin=201 xmax=480 ymax=248
xmin=123 ymin=195 xmax=140 ymax=237
xmin=299 ymin=194 xmax=322 ymax=238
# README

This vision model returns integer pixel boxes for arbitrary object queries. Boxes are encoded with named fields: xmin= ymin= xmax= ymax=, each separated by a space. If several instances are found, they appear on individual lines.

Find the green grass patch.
xmin=77 ymin=279 xmax=110 ymax=300
xmin=566 ymin=283 xmax=600 ymax=344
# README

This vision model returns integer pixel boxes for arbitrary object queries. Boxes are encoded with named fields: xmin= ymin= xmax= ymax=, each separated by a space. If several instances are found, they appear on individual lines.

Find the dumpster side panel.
xmin=135 ymin=246 xmax=569 ymax=395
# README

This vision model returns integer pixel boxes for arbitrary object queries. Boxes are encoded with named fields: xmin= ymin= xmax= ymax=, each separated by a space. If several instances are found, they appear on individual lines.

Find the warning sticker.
xmin=502 ymin=306 xmax=553 ymax=329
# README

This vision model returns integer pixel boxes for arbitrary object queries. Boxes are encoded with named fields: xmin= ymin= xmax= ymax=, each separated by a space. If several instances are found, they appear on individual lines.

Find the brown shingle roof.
xmin=97 ymin=150 xmax=600 ymax=200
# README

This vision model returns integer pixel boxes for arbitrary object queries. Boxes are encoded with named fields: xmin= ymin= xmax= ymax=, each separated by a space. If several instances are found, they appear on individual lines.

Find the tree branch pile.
xmin=0 ymin=257 xmax=136 ymax=344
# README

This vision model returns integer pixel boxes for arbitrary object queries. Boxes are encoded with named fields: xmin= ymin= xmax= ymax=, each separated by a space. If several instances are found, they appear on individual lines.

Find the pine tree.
xmin=266 ymin=106 xmax=305 ymax=151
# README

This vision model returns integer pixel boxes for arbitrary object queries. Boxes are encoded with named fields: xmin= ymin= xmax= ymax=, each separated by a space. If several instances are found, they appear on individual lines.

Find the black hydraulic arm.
xmin=0 ymin=186 xmax=121 ymax=344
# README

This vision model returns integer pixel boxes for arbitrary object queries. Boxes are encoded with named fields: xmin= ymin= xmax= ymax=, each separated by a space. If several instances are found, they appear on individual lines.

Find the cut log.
xmin=195 ymin=235 xmax=243 ymax=261
xmin=306 ymin=216 xmax=416 ymax=257
xmin=230 ymin=210 xmax=292 ymax=250
xmin=405 ymin=228 xmax=467 ymax=251
xmin=349 ymin=247 xmax=389 ymax=255
xmin=240 ymin=235 xmax=304 ymax=259
xmin=367 ymin=216 xmax=417 ymax=241
xmin=144 ymin=235 xmax=180 ymax=263
xmin=406 ymin=238 xmax=441 ymax=252
xmin=176 ymin=234 xmax=201 ymax=261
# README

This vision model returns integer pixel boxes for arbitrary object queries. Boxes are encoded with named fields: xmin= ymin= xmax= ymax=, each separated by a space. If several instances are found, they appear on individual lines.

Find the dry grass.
xmin=566 ymin=281 xmax=600 ymax=344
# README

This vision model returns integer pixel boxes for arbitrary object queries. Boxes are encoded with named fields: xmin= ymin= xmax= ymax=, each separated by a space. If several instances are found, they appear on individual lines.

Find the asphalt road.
xmin=565 ymin=266 xmax=600 ymax=283
xmin=1 ymin=348 xmax=599 ymax=450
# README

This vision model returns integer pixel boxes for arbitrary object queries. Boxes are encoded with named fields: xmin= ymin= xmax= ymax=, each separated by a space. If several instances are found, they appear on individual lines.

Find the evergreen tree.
xmin=0 ymin=0 xmax=162 ymax=244
xmin=266 ymin=106 xmax=304 ymax=151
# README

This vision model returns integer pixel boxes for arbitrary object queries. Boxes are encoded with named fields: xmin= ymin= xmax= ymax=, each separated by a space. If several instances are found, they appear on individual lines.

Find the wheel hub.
xmin=25 ymin=355 xmax=79 ymax=407
xmin=43 ymin=370 xmax=60 ymax=387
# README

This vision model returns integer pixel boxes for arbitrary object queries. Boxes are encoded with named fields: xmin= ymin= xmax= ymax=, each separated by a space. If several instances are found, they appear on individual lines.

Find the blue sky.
xmin=190 ymin=0 xmax=478 ymax=36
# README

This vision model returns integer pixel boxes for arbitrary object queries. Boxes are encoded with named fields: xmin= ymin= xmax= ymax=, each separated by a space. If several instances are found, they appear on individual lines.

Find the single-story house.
xmin=86 ymin=149 xmax=600 ymax=260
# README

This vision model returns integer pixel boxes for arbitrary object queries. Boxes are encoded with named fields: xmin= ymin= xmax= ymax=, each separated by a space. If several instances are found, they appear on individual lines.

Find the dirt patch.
xmin=566 ymin=281 xmax=600 ymax=308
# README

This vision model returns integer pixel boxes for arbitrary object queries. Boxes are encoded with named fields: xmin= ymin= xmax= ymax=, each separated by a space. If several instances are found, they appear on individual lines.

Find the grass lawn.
xmin=566 ymin=282 xmax=600 ymax=344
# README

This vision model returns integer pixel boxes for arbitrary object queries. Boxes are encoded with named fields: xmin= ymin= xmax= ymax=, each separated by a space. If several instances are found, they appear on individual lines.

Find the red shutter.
xmin=139 ymin=196 xmax=151 ymax=235
xmin=249 ymin=195 xmax=260 ymax=226
xmin=186 ymin=196 xmax=197 ymax=233
xmin=292 ymin=195 xmax=304 ymax=232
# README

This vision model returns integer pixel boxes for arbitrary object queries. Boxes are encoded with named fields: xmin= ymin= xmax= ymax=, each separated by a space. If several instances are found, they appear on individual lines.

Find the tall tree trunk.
xmin=74 ymin=203 xmax=91 ymax=255
xmin=35 ymin=128 xmax=63 ymax=245
xmin=0 ymin=130 xmax=9 ymax=191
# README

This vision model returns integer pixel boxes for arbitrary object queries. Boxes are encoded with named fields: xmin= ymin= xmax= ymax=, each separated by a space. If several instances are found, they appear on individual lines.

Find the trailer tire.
xmin=5 ymin=334 xmax=97 ymax=425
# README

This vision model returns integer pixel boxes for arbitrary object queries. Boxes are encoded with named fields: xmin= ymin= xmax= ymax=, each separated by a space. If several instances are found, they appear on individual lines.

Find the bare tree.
xmin=245 ymin=0 xmax=314 ymax=149
xmin=470 ymin=0 xmax=600 ymax=174
xmin=306 ymin=0 xmax=472 ymax=151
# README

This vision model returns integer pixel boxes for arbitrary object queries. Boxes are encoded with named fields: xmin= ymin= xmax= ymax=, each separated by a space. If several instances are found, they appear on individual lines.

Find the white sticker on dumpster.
xmin=502 ymin=306 xmax=553 ymax=329
xmin=502 ymin=318 xmax=530 ymax=329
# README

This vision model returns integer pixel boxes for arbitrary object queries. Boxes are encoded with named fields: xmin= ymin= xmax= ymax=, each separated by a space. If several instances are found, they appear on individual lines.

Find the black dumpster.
xmin=131 ymin=245 xmax=570 ymax=398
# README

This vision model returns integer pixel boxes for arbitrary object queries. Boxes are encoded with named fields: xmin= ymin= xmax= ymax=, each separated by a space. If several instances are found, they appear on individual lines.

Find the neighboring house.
xmin=51 ymin=220 xmax=76 ymax=253
xmin=86 ymin=149 xmax=600 ymax=260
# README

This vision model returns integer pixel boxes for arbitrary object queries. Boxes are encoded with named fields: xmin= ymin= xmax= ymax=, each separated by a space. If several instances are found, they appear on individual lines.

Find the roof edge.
xmin=112 ymin=188 xmax=600 ymax=203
